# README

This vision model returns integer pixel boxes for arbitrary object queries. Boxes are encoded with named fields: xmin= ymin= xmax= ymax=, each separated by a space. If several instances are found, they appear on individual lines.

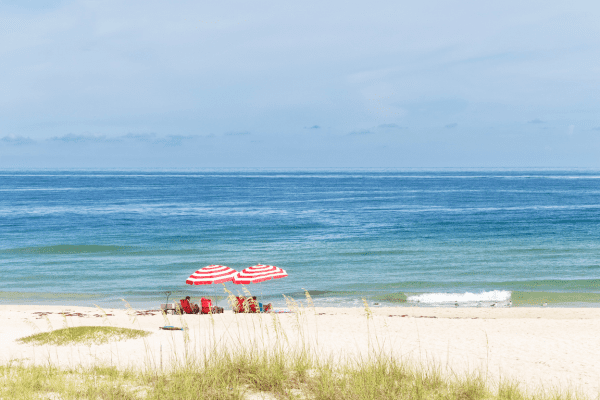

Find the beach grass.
xmin=3 ymin=292 xmax=591 ymax=400
xmin=1 ymin=351 xmax=585 ymax=400
xmin=18 ymin=326 xmax=151 ymax=346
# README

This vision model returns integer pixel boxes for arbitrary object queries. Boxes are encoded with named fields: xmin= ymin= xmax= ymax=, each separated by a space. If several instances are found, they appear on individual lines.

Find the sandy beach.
xmin=1 ymin=304 xmax=600 ymax=398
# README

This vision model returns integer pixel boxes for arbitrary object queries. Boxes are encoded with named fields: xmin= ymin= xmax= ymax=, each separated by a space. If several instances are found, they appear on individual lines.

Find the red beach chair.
xmin=201 ymin=297 xmax=224 ymax=314
xmin=179 ymin=299 xmax=194 ymax=314
xmin=234 ymin=296 xmax=260 ymax=313
xmin=248 ymin=298 xmax=258 ymax=313
xmin=235 ymin=296 xmax=245 ymax=313
xmin=201 ymin=297 xmax=212 ymax=314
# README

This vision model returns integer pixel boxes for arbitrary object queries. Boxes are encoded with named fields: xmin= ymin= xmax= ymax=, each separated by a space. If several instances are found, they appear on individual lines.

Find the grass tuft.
xmin=18 ymin=326 xmax=151 ymax=346
xmin=0 ymin=345 xmax=590 ymax=400
xmin=498 ymin=380 xmax=526 ymax=400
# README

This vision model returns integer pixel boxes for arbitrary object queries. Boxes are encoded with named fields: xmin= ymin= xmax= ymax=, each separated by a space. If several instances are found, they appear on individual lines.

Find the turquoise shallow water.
xmin=1 ymin=169 xmax=599 ymax=308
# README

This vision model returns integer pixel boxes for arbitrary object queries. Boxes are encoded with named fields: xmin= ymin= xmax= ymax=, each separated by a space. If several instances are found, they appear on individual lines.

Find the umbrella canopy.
xmin=186 ymin=265 xmax=238 ymax=285
xmin=233 ymin=264 xmax=287 ymax=284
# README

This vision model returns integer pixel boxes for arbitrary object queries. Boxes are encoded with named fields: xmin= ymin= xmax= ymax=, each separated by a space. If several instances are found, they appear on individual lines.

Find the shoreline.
xmin=2 ymin=304 xmax=600 ymax=396
xmin=4 ymin=293 xmax=600 ymax=310
xmin=5 ymin=303 xmax=600 ymax=315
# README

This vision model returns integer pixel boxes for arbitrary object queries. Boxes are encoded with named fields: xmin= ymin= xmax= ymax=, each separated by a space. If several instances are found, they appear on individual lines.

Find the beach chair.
xmin=160 ymin=303 xmax=177 ymax=315
xmin=179 ymin=299 xmax=195 ymax=314
xmin=233 ymin=296 xmax=267 ymax=313
xmin=233 ymin=296 xmax=245 ymax=313
xmin=248 ymin=298 xmax=258 ymax=313
xmin=201 ymin=297 xmax=212 ymax=314
xmin=201 ymin=297 xmax=224 ymax=314
xmin=234 ymin=296 xmax=245 ymax=313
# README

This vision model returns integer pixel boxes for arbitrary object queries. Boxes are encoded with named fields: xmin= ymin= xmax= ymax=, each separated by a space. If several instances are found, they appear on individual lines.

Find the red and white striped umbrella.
xmin=233 ymin=264 xmax=287 ymax=285
xmin=186 ymin=265 xmax=238 ymax=285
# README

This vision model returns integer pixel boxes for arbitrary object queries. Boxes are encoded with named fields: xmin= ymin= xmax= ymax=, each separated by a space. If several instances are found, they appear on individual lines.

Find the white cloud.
xmin=121 ymin=133 xmax=157 ymax=142
xmin=377 ymin=123 xmax=403 ymax=129
xmin=48 ymin=133 xmax=110 ymax=143
xmin=348 ymin=129 xmax=373 ymax=135
xmin=1 ymin=135 xmax=35 ymax=145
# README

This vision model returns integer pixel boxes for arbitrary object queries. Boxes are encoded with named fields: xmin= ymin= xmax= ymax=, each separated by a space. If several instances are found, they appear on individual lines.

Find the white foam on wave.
xmin=407 ymin=290 xmax=511 ymax=304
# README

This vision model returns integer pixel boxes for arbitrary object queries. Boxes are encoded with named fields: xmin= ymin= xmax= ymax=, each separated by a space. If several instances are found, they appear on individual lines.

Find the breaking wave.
xmin=407 ymin=290 xmax=511 ymax=305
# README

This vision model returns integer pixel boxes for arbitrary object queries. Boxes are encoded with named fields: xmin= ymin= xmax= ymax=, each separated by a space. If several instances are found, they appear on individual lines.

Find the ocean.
xmin=1 ymin=169 xmax=599 ymax=309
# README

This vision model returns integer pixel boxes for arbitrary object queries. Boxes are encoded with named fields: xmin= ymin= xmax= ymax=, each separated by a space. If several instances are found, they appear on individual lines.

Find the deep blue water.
xmin=1 ymin=169 xmax=599 ymax=308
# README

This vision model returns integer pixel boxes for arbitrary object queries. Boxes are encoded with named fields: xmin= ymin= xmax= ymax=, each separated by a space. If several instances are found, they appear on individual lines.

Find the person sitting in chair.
xmin=185 ymin=296 xmax=200 ymax=314
xmin=252 ymin=296 xmax=272 ymax=313
xmin=201 ymin=297 xmax=224 ymax=314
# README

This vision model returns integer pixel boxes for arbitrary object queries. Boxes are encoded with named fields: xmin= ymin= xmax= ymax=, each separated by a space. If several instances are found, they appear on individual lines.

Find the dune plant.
xmin=3 ymin=292 xmax=590 ymax=400
xmin=18 ymin=326 xmax=151 ymax=346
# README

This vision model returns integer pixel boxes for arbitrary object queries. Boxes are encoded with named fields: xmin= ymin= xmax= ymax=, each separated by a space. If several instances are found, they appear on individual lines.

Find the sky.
xmin=1 ymin=0 xmax=599 ymax=169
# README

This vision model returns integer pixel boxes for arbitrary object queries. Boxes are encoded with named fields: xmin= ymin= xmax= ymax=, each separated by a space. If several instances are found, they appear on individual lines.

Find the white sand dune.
xmin=2 ymin=304 xmax=600 ymax=397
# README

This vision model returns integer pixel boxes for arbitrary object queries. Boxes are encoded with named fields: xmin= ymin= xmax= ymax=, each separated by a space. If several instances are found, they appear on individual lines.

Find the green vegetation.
xmin=3 ymin=291 xmax=589 ymax=399
xmin=18 ymin=326 xmax=151 ymax=346
xmin=0 ymin=352 xmax=585 ymax=400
